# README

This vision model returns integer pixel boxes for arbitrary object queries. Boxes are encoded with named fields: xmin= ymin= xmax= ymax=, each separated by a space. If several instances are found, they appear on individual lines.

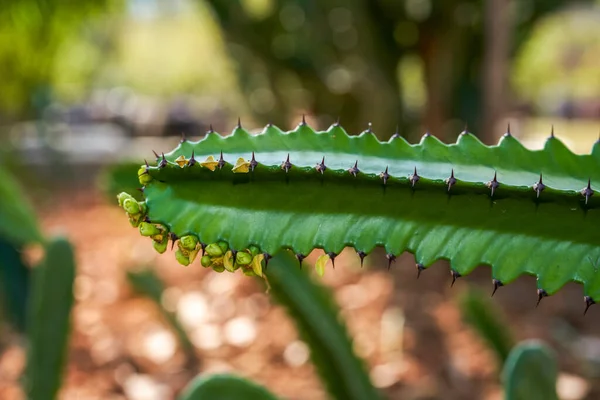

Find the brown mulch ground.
xmin=1 ymin=188 xmax=599 ymax=400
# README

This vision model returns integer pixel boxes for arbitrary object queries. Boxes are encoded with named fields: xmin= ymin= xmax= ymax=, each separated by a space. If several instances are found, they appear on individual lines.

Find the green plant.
xmin=116 ymin=122 xmax=600 ymax=309
xmin=178 ymin=374 xmax=279 ymax=400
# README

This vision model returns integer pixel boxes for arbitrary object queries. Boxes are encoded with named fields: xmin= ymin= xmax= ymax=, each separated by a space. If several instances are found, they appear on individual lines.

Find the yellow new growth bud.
xmin=175 ymin=155 xmax=188 ymax=168
xmin=138 ymin=167 xmax=153 ymax=185
xmin=153 ymin=239 xmax=168 ymax=254
xmin=139 ymin=222 xmax=161 ymax=237
xmin=251 ymin=254 xmax=264 ymax=277
xmin=232 ymin=157 xmax=250 ymax=173
xmin=200 ymin=155 xmax=219 ymax=171
xmin=123 ymin=198 xmax=140 ymax=214
xmin=315 ymin=254 xmax=330 ymax=277
xmin=223 ymin=250 xmax=236 ymax=272
xmin=175 ymin=249 xmax=190 ymax=266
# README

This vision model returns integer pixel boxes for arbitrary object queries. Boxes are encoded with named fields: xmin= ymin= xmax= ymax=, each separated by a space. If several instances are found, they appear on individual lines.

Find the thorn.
xmin=263 ymin=253 xmax=272 ymax=270
xmin=136 ymin=187 xmax=145 ymax=193
xmin=357 ymin=251 xmax=366 ymax=267
xmin=450 ymin=270 xmax=461 ymax=287
xmin=334 ymin=116 xmax=340 ymax=126
xmin=250 ymin=152 xmax=258 ymax=172
xmin=315 ymin=157 xmax=326 ymax=174
xmin=581 ymin=179 xmax=594 ymax=205
xmin=208 ymin=124 xmax=214 ymax=133
xmin=445 ymin=169 xmax=457 ymax=192
xmin=390 ymin=126 xmax=400 ymax=140
xmin=296 ymin=253 xmax=305 ymax=269
xmin=231 ymin=250 xmax=238 ymax=264
xmin=327 ymin=252 xmax=337 ymax=268
xmin=152 ymin=150 xmax=160 ymax=159
xmin=200 ymin=242 xmax=207 ymax=256
xmin=584 ymin=296 xmax=595 ymax=315
xmin=491 ymin=279 xmax=503 ymax=297
xmin=180 ymin=132 xmax=186 ymax=143
xmin=533 ymin=173 xmax=545 ymax=198
xmin=380 ymin=166 xmax=390 ymax=185
xmin=487 ymin=172 xmax=499 ymax=197
xmin=301 ymin=114 xmax=307 ymax=126
xmin=188 ymin=150 xmax=196 ymax=167
xmin=422 ymin=132 xmax=431 ymax=139
xmin=385 ymin=253 xmax=396 ymax=270
xmin=281 ymin=154 xmax=292 ymax=173
xmin=416 ymin=263 xmax=424 ymax=279
xmin=266 ymin=121 xmax=273 ymax=128
xmin=536 ymin=289 xmax=547 ymax=307
xmin=218 ymin=151 xmax=225 ymax=169
xmin=144 ymin=216 xmax=151 ymax=223
xmin=237 ymin=117 xmax=242 ymax=129
xmin=409 ymin=167 xmax=420 ymax=188
xmin=505 ymin=122 xmax=511 ymax=137
xmin=144 ymin=159 xmax=150 ymax=169
xmin=367 ymin=122 xmax=372 ymax=133
xmin=463 ymin=123 xmax=469 ymax=134
xmin=159 ymin=153 xmax=167 ymax=168
xmin=348 ymin=160 xmax=360 ymax=177
xmin=550 ymin=125 xmax=555 ymax=138
xmin=168 ymin=232 xmax=178 ymax=250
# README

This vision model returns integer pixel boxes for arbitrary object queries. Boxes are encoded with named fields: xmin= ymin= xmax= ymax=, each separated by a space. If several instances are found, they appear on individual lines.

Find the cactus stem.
xmin=533 ymin=174 xmax=545 ymax=198
xmin=409 ymin=167 xmax=420 ymax=188
xmin=536 ymin=289 xmax=548 ymax=307
xmin=487 ymin=172 xmax=500 ymax=197
xmin=385 ymin=253 xmax=396 ymax=270
xmin=316 ymin=157 xmax=326 ymax=174
xmin=581 ymin=179 xmax=594 ymax=205
xmin=491 ymin=279 xmax=503 ymax=297
xmin=348 ymin=161 xmax=360 ymax=177
xmin=380 ymin=167 xmax=390 ymax=185
xmin=446 ymin=169 xmax=457 ymax=192
xmin=217 ymin=151 xmax=225 ymax=170
xmin=296 ymin=253 xmax=305 ymax=268
xmin=357 ymin=251 xmax=366 ymax=267
xmin=327 ymin=252 xmax=337 ymax=268
xmin=450 ymin=269 xmax=461 ymax=287
xmin=584 ymin=296 xmax=595 ymax=315
xmin=250 ymin=152 xmax=258 ymax=172
xmin=282 ymin=154 xmax=292 ymax=173
xmin=416 ymin=263 xmax=425 ymax=279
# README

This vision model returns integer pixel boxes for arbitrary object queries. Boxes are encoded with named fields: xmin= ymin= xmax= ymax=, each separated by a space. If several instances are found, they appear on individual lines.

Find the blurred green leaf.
xmin=25 ymin=237 xmax=75 ymax=400
xmin=264 ymin=251 xmax=381 ymax=400
xmin=459 ymin=287 xmax=515 ymax=366
xmin=502 ymin=340 xmax=558 ymax=400
xmin=0 ymin=238 xmax=31 ymax=332
xmin=98 ymin=161 xmax=144 ymax=202
xmin=178 ymin=374 xmax=280 ymax=400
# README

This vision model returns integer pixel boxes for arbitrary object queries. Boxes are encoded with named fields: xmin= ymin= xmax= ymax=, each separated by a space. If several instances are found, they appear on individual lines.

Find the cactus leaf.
xmin=178 ymin=374 xmax=280 ymax=400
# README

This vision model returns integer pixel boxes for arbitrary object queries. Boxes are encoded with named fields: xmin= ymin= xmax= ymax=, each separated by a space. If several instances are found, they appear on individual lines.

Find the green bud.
xmin=205 ymin=243 xmax=224 ymax=257
xmin=236 ymin=251 xmax=252 ymax=265
xmin=138 ymin=202 xmax=147 ymax=214
xmin=123 ymin=198 xmax=140 ymax=214
xmin=248 ymin=245 xmax=260 ymax=257
xmin=117 ymin=192 xmax=135 ymax=207
xmin=153 ymin=239 xmax=168 ymax=254
xmin=217 ymin=241 xmax=229 ymax=254
xmin=129 ymin=215 xmax=142 ymax=227
xmin=213 ymin=265 xmax=225 ymax=273
xmin=175 ymin=249 xmax=190 ymax=266
xmin=223 ymin=251 xmax=238 ymax=272
xmin=201 ymin=255 xmax=212 ymax=267
xmin=242 ymin=268 xmax=256 ymax=277
xmin=180 ymin=235 xmax=198 ymax=251
xmin=138 ymin=167 xmax=153 ymax=185
xmin=139 ymin=222 xmax=160 ymax=237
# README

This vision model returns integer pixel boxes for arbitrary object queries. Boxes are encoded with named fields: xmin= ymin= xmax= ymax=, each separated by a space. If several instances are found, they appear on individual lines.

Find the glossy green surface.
xmin=132 ymin=123 xmax=600 ymax=300
xmin=502 ymin=341 xmax=558 ymax=400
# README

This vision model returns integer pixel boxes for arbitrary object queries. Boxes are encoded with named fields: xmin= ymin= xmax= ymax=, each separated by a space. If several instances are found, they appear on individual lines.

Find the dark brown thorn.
xmin=367 ymin=122 xmax=372 ymax=133
xmin=237 ymin=117 xmax=242 ymax=129
xmin=316 ymin=157 xmax=326 ymax=174
xmin=491 ymin=279 xmax=503 ymax=297
xmin=168 ymin=232 xmax=178 ymax=250
xmin=250 ymin=152 xmax=258 ymax=172
xmin=301 ymin=114 xmax=307 ymax=126
xmin=581 ymin=179 xmax=594 ymax=205
xmin=506 ymin=122 xmax=511 ymax=136
xmin=550 ymin=125 xmax=555 ymax=138
xmin=536 ymin=289 xmax=547 ymax=307
xmin=416 ymin=263 xmax=425 ymax=279
xmin=348 ymin=160 xmax=360 ymax=177
xmin=422 ymin=132 xmax=431 ymax=139
xmin=208 ymin=124 xmax=214 ymax=133
xmin=136 ymin=187 xmax=145 ymax=193
xmin=144 ymin=159 xmax=150 ymax=168
xmin=409 ymin=167 xmax=420 ymax=188
xmin=188 ymin=150 xmax=196 ymax=167
xmin=385 ymin=253 xmax=396 ymax=270
xmin=152 ymin=150 xmax=160 ymax=159
xmin=263 ymin=253 xmax=272 ymax=270
xmin=231 ymin=250 xmax=238 ymax=264
xmin=380 ymin=166 xmax=390 ymax=185
xmin=487 ymin=171 xmax=499 ymax=197
xmin=450 ymin=270 xmax=461 ymax=287
xmin=217 ymin=151 xmax=225 ymax=169
xmin=143 ymin=216 xmax=151 ymax=223
xmin=282 ymin=154 xmax=292 ymax=173
xmin=180 ymin=132 xmax=186 ymax=143
xmin=296 ymin=253 xmax=305 ymax=269
xmin=266 ymin=121 xmax=273 ymax=128
xmin=446 ymin=169 xmax=457 ymax=192
xmin=327 ymin=252 xmax=337 ymax=268
xmin=533 ymin=173 xmax=545 ymax=198
xmin=357 ymin=251 xmax=366 ymax=267
xmin=390 ymin=125 xmax=400 ymax=140
xmin=159 ymin=153 xmax=167 ymax=168
xmin=200 ymin=242 xmax=207 ymax=256
xmin=584 ymin=296 xmax=595 ymax=315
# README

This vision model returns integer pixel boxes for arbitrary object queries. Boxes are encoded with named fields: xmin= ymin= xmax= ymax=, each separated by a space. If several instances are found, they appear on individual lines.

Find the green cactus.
xmin=178 ymin=374 xmax=279 ymax=400
xmin=117 ymin=121 xmax=600 ymax=308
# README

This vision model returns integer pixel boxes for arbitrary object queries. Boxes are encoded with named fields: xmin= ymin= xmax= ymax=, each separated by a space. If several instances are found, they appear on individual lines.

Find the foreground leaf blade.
xmin=179 ymin=374 xmax=280 ymax=400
